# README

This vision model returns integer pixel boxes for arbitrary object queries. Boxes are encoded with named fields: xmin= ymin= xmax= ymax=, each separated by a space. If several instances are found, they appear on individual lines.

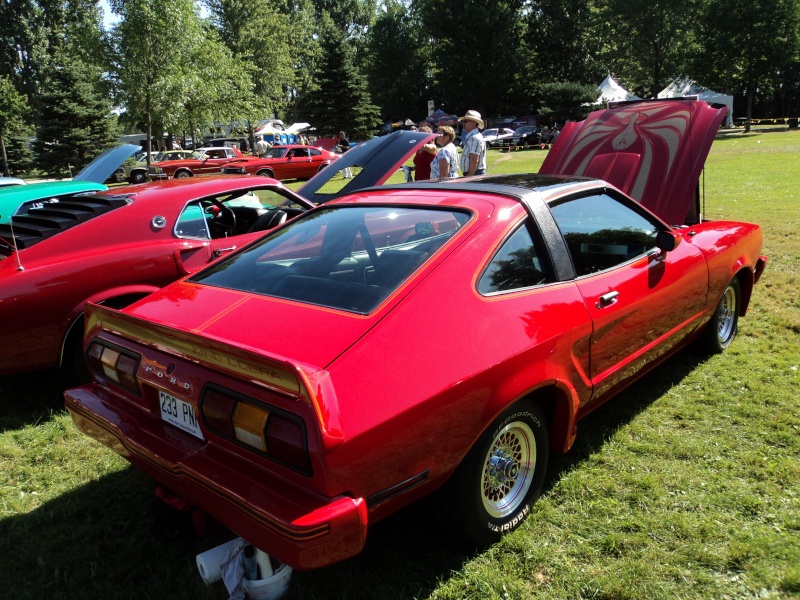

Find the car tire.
xmin=699 ymin=276 xmax=740 ymax=353
xmin=175 ymin=170 xmax=192 ymax=179
xmin=130 ymin=171 xmax=147 ymax=184
xmin=445 ymin=400 xmax=549 ymax=546
xmin=62 ymin=318 xmax=91 ymax=385
xmin=257 ymin=169 xmax=274 ymax=178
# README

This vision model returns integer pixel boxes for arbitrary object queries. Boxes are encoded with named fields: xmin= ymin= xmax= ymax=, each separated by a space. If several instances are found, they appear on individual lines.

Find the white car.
xmin=482 ymin=127 xmax=515 ymax=147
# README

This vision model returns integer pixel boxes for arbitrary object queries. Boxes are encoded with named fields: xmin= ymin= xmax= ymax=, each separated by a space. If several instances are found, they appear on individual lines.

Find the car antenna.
xmin=4 ymin=217 xmax=24 ymax=271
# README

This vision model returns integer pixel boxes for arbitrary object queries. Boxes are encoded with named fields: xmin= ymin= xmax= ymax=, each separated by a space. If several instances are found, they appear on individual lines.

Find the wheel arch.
xmin=520 ymin=383 xmax=580 ymax=454
xmin=736 ymin=265 xmax=756 ymax=316
xmin=173 ymin=168 xmax=193 ymax=178
xmin=58 ymin=288 xmax=158 ymax=369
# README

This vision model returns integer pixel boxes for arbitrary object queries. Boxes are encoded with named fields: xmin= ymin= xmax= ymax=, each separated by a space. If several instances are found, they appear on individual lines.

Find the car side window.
xmin=175 ymin=201 xmax=211 ymax=239
xmin=549 ymin=193 xmax=659 ymax=277
xmin=478 ymin=221 xmax=548 ymax=294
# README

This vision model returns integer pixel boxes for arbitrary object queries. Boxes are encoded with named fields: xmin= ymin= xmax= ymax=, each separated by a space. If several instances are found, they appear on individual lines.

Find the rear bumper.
xmin=64 ymin=384 xmax=368 ymax=570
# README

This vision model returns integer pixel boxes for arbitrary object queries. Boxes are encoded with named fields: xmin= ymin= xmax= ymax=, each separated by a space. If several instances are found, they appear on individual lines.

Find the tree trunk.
xmin=744 ymin=83 xmax=754 ymax=133
xmin=0 ymin=134 xmax=8 ymax=176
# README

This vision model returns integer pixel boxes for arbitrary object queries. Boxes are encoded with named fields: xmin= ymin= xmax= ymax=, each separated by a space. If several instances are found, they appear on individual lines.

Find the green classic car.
xmin=0 ymin=145 xmax=139 ymax=224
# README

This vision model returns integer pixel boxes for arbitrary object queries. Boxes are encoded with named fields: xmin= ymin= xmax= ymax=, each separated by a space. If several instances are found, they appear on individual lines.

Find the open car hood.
xmin=74 ymin=143 xmax=141 ymax=183
xmin=539 ymin=99 xmax=726 ymax=225
xmin=299 ymin=130 xmax=435 ymax=204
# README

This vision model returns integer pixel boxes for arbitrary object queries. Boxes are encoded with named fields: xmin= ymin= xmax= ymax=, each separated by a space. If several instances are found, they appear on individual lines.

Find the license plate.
xmin=159 ymin=390 xmax=205 ymax=440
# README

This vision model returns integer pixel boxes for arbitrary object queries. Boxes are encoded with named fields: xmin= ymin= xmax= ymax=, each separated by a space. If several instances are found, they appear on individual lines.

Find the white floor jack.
xmin=196 ymin=537 xmax=293 ymax=599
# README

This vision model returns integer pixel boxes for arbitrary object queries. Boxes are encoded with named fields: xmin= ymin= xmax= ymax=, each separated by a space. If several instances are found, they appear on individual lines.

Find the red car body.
xmin=65 ymin=100 xmax=766 ymax=571
xmin=0 ymin=177 xmax=315 ymax=376
xmin=222 ymin=145 xmax=340 ymax=181
xmin=0 ymin=131 xmax=434 ymax=379
xmin=149 ymin=146 xmax=245 ymax=179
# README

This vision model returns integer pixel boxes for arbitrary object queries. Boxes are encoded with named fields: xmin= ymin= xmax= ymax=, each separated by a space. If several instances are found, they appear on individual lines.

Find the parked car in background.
xmin=125 ymin=150 xmax=195 ymax=184
xmin=495 ymin=125 xmax=541 ymax=148
xmin=148 ymin=146 xmax=245 ymax=179
xmin=0 ymin=131 xmax=435 ymax=380
xmin=0 ymin=144 xmax=139 ymax=224
xmin=482 ymin=127 xmax=515 ymax=147
xmin=64 ymin=100 xmax=766 ymax=571
xmin=0 ymin=177 xmax=26 ymax=188
xmin=222 ymin=145 xmax=340 ymax=181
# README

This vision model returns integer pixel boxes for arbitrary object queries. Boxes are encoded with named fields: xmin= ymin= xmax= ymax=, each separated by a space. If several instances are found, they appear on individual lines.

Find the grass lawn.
xmin=1 ymin=130 xmax=798 ymax=599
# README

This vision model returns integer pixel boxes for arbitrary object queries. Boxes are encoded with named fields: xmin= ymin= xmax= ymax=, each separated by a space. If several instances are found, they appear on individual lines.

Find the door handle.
xmin=596 ymin=291 xmax=619 ymax=309
xmin=213 ymin=245 xmax=236 ymax=257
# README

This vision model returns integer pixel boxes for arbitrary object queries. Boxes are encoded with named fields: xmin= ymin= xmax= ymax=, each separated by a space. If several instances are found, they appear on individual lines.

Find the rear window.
xmin=192 ymin=206 xmax=470 ymax=313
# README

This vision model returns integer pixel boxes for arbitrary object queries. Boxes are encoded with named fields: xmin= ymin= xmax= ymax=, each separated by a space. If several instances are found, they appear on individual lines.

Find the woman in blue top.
xmin=428 ymin=126 xmax=460 ymax=179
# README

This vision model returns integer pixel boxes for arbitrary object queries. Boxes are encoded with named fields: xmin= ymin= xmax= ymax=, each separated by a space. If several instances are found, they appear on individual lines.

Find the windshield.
xmin=192 ymin=206 xmax=471 ymax=313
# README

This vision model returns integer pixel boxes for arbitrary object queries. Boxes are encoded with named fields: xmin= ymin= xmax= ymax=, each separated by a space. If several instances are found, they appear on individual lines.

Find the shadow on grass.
xmin=544 ymin=349 xmax=710 ymax=487
xmin=0 ymin=349 xmax=711 ymax=599
xmin=0 ymin=369 xmax=69 ymax=432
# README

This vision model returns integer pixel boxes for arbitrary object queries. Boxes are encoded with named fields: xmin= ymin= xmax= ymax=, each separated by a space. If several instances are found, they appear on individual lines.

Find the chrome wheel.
xmin=481 ymin=421 xmax=536 ymax=518
xmin=699 ymin=276 xmax=740 ymax=353
xmin=716 ymin=284 xmax=737 ymax=344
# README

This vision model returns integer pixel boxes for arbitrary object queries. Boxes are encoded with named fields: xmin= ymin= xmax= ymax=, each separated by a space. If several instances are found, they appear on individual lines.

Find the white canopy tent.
xmin=593 ymin=75 xmax=641 ymax=105
xmin=658 ymin=77 xmax=734 ymax=127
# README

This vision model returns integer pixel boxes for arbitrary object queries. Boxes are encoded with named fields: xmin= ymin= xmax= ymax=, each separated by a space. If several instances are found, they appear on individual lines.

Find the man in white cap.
xmin=458 ymin=110 xmax=487 ymax=176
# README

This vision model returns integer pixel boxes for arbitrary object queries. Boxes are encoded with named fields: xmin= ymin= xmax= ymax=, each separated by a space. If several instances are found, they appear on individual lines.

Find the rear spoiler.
xmin=83 ymin=302 xmax=345 ymax=446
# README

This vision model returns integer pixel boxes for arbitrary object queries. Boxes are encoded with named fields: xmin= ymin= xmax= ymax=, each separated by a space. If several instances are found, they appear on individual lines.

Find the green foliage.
xmin=415 ymin=0 xmax=527 ymax=117
xmin=205 ymin=0 xmax=294 ymax=117
xmin=365 ymin=0 xmax=432 ymax=121
xmin=536 ymin=81 xmax=597 ymax=122
xmin=32 ymin=52 xmax=120 ymax=177
xmin=0 ymin=76 xmax=29 ymax=176
xmin=300 ymin=15 xmax=381 ymax=138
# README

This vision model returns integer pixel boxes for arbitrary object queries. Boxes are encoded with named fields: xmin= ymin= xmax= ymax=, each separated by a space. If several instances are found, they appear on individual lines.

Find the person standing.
xmin=255 ymin=137 xmax=271 ymax=157
xmin=335 ymin=131 xmax=352 ymax=179
xmin=413 ymin=126 xmax=436 ymax=181
xmin=458 ymin=110 xmax=486 ymax=176
xmin=429 ymin=126 xmax=459 ymax=179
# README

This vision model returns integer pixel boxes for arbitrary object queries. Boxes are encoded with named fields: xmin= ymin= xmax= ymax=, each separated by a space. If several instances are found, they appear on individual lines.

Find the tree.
xmin=33 ymin=51 xmax=120 ymax=177
xmin=0 ymin=1 xmax=106 ymax=117
xmin=592 ymin=0 xmax=700 ymax=98
xmin=365 ymin=0 xmax=432 ymax=121
xmin=694 ymin=0 xmax=800 ymax=130
xmin=0 ymin=77 xmax=27 ymax=176
xmin=522 ymin=0 xmax=602 ymax=85
xmin=108 ymin=0 xmax=206 ymax=162
xmin=283 ymin=0 xmax=323 ymax=123
xmin=205 ymin=0 xmax=294 ymax=118
xmin=300 ymin=15 xmax=381 ymax=138
xmin=414 ymin=0 xmax=526 ymax=117
xmin=536 ymin=81 xmax=597 ymax=123
xmin=168 ymin=27 xmax=259 ymax=150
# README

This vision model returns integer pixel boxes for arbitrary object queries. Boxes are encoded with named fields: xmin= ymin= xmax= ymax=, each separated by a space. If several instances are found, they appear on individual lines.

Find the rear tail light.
xmin=200 ymin=384 xmax=310 ymax=474
xmin=86 ymin=340 xmax=141 ymax=394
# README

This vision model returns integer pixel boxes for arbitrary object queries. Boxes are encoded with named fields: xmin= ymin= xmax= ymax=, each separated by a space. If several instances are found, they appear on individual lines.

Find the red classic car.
xmin=0 ymin=131 xmax=430 ymax=380
xmin=221 ymin=144 xmax=340 ymax=181
xmin=148 ymin=146 xmax=246 ymax=179
xmin=65 ymin=100 xmax=766 ymax=571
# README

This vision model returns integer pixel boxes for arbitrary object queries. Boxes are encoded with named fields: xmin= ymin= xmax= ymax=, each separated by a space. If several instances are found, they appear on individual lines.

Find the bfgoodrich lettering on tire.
xmin=446 ymin=400 xmax=549 ymax=546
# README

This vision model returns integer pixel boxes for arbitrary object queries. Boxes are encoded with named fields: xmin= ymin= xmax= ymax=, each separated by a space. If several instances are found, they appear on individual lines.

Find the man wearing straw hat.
xmin=458 ymin=110 xmax=487 ymax=176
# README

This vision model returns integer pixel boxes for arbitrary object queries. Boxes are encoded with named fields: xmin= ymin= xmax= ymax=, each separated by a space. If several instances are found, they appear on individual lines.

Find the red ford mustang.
xmin=0 ymin=131 xmax=424 ymax=379
xmin=148 ymin=146 xmax=246 ymax=179
xmin=222 ymin=144 xmax=340 ymax=181
xmin=65 ymin=100 xmax=766 ymax=570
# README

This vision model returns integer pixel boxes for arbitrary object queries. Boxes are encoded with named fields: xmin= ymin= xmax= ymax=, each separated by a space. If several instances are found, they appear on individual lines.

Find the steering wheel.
xmin=208 ymin=200 xmax=237 ymax=238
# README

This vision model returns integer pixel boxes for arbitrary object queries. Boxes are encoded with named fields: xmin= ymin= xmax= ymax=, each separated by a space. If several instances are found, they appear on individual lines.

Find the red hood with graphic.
xmin=539 ymin=99 xmax=727 ymax=225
